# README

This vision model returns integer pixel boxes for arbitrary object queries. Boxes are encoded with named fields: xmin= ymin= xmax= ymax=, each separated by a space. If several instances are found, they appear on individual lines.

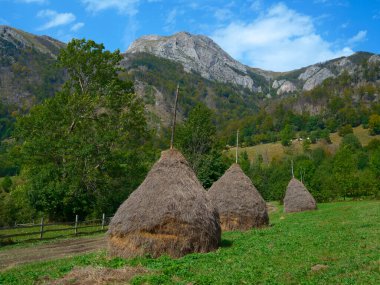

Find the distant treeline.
xmin=240 ymin=134 xmax=380 ymax=202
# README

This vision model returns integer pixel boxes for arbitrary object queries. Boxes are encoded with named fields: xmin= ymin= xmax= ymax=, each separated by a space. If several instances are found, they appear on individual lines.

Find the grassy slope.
xmin=0 ymin=200 xmax=379 ymax=284
xmin=228 ymin=125 xmax=380 ymax=162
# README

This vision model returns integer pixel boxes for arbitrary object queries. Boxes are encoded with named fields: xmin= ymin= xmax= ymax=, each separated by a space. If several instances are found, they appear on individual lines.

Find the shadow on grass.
xmin=220 ymin=239 xmax=233 ymax=248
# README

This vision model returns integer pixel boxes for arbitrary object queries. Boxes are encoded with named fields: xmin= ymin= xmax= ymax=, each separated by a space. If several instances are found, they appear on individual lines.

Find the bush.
xmin=338 ymin=124 xmax=353 ymax=137
xmin=341 ymin=134 xmax=362 ymax=151
xmin=369 ymin=114 xmax=380 ymax=135
xmin=1 ymin=176 xmax=12 ymax=193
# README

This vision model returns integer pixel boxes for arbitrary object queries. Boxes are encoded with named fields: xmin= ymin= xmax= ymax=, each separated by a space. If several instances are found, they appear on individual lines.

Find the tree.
xmin=333 ymin=147 xmax=357 ymax=200
xmin=280 ymin=124 xmax=294 ymax=146
xmin=1 ymin=176 xmax=12 ymax=193
xmin=340 ymin=134 xmax=362 ymax=152
xmin=176 ymin=103 xmax=228 ymax=188
xmin=369 ymin=114 xmax=380 ymax=135
xmin=338 ymin=124 xmax=353 ymax=137
xmin=15 ymin=39 xmax=151 ymax=220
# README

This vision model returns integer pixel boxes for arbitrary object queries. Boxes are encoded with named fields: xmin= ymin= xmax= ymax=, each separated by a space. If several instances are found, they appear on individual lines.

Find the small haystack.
xmin=108 ymin=149 xmax=221 ymax=259
xmin=208 ymin=163 xmax=269 ymax=231
xmin=284 ymin=178 xmax=317 ymax=213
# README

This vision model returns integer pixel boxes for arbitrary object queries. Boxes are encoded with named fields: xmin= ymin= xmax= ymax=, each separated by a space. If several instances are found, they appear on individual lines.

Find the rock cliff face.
xmin=126 ymin=32 xmax=260 ymax=91
xmin=272 ymin=80 xmax=297 ymax=95
xmin=302 ymin=67 xmax=335 ymax=91
xmin=368 ymin=55 xmax=380 ymax=64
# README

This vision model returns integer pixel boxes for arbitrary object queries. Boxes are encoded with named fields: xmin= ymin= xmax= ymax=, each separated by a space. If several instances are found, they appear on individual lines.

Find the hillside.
xmin=228 ymin=125 xmax=380 ymax=163
xmin=0 ymin=26 xmax=379 ymax=136
xmin=124 ymin=33 xmax=380 ymax=136
xmin=0 ymin=26 xmax=65 ymax=108
xmin=0 ymin=26 xmax=65 ymax=139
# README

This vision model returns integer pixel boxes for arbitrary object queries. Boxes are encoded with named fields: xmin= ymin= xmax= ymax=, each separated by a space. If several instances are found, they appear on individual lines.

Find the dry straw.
xmin=208 ymin=163 xmax=269 ymax=231
xmin=107 ymin=149 xmax=221 ymax=258
xmin=284 ymin=178 xmax=317 ymax=213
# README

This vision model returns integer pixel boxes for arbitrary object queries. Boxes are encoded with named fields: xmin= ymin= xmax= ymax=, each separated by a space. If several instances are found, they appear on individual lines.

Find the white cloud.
xmin=164 ymin=8 xmax=184 ymax=32
xmin=250 ymin=0 xmax=262 ymax=11
xmin=0 ymin=17 xmax=9 ymax=25
xmin=340 ymin=22 xmax=349 ymax=29
xmin=348 ymin=30 xmax=367 ymax=45
xmin=81 ymin=0 xmax=140 ymax=15
xmin=214 ymin=8 xmax=233 ymax=21
xmin=211 ymin=3 xmax=353 ymax=71
xmin=166 ymin=8 xmax=177 ymax=26
xmin=37 ymin=9 xmax=76 ymax=30
xmin=71 ymin=22 xmax=85 ymax=32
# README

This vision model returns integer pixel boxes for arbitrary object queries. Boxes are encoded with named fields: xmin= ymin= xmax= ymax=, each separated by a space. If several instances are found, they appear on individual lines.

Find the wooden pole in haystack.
xmin=235 ymin=129 xmax=239 ymax=164
xmin=291 ymin=159 xmax=294 ymax=178
xmin=170 ymin=83 xmax=180 ymax=150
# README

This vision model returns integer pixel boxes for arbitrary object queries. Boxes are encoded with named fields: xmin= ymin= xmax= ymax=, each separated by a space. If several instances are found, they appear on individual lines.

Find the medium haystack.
xmin=208 ymin=163 xmax=269 ymax=231
xmin=284 ymin=178 xmax=317 ymax=213
xmin=107 ymin=149 xmax=221 ymax=259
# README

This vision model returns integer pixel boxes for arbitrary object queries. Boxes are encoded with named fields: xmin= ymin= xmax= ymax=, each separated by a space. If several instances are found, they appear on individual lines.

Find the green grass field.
xmin=1 ymin=200 xmax=379 ymax=284
xmin=228 ymin=125 xmax=380 ymax=162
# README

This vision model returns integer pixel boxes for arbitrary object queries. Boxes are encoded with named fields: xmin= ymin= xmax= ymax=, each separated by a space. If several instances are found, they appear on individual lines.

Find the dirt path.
xmin=0 ymin=236 xmax=106 ymax=271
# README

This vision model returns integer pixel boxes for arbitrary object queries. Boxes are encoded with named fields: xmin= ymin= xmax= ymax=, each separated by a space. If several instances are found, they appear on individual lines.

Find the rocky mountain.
xmin=125 ymin=32 xmax=379 ymax=98
xmin=0 ymin=26 xmax=379 ymax=134
xmin=0 ymin=25 xmax=64 ymax=110
xmin=271 ymin=52 xmax=380 ymax=95
xmin=126 ymin=32 xmax=263 ymax=92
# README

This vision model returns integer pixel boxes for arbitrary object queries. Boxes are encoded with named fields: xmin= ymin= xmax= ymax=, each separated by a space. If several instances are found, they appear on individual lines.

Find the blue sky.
xmin=0 ymin=0 xmax=379 ymax=71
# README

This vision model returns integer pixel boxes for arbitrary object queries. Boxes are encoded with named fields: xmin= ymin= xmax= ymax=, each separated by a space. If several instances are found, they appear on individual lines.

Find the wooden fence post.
xmin=101 ymin=213 xmax=105 ymax=230
xmin=40 ymin=217 xmax=44 ymax=239
xmin=74 ymin=215 xmax=78 ymax=236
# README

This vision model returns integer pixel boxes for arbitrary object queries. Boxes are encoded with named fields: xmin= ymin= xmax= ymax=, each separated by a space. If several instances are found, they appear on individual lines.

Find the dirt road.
xmin=0 ymin=235 xmax=106 ymax=271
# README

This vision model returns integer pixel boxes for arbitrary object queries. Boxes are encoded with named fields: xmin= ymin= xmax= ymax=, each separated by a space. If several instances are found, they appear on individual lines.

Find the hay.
xmin=207 ymin=163 xmax=269 ymax=231
xmin=108 ymin=149 xmax=221 ymax=258
xmin=284 ymin=178 xmax=317 ymax=213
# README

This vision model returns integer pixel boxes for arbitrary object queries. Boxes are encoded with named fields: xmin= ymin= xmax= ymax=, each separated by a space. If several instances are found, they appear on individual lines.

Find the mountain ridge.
xmin=125 ymin=31 xmax=379 ymax=96
xmin=126 ymin=31 xmax=263 ymax=92
xmin=0 ymin=26 xmax=379 ymax=136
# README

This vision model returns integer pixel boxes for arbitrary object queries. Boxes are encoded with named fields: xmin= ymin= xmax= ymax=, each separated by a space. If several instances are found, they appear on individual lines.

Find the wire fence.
xmin=0 ymin=214 xmax=113 ymax=244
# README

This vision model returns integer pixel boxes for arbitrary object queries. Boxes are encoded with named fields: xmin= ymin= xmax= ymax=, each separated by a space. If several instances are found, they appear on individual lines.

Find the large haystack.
xmin=207 ymin=163 xmax=269 ymax=231
xmin=284 ymin=178 xmax=317 ymax=213
xmin=108 ymin=149 xmax=221 ymax=259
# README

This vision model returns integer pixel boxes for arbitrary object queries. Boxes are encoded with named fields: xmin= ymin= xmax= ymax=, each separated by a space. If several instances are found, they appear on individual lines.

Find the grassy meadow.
xmin=0 ymin=200 xmax=379 ymax=284
xmin=228 ymin=125 xmax=380 ymax=162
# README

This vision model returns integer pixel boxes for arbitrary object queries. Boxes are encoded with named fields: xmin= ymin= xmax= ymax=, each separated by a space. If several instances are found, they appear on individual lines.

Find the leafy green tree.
xmin=338 ymin=124 xmax=353 ymax=137
xmin=1 ymin=176 xmax=12 ymax=193
xmin=15 ymin=39 xmax=151 ymax=220
xmin=302 ymin=139 xmax=311 ymax=152
xmin=370 ymin=149 xmax=380 ymax=178
xmin=176 ymin=103 xmax=228 ymax=188
xmin=366 ymin=138 xmax=380 ymax=151
xmin=368 ymin=114 xmax=380 ymax=135
xmin=340 ymin=134 xmax=362 ymax=151
xmin=0 ymin=185 xmax=37 ymax=226
xmin=333 ymin=147 xmax=357 ymax=200
xmin=280 ymin=124 xmax=294 ymax=146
